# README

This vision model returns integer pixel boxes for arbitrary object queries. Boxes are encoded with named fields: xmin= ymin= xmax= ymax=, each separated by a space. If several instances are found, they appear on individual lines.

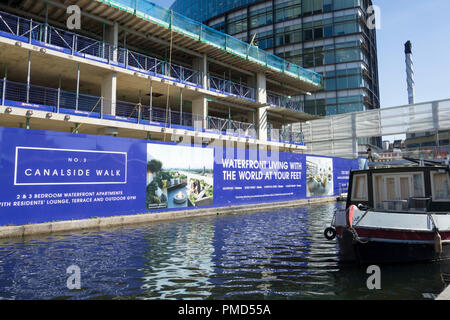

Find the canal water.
xmin=0 ymin=202 xmax=448 ymax=300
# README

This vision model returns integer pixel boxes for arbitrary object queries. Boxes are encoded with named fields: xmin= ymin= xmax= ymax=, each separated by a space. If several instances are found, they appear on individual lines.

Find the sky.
xmin=375 ymin=0 xmax=450 ymax=108
xmin=148 ymin=144 xmax=214 ymax=170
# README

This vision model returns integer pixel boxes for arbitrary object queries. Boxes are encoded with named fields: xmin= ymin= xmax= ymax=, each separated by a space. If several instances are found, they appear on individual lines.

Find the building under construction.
xmin=0 ymin=0 xmax=324 ymax=149
xmin=0 ymin=0 xmax=362 ymax=233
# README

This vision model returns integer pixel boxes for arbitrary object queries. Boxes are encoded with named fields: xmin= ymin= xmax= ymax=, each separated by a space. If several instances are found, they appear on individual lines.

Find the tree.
xmin=147 ymin=159 xmax=163 ymax=174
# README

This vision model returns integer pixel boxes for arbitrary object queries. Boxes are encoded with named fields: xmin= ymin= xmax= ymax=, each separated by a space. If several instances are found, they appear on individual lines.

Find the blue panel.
xmin=15 ymin=148 xmax=127 ymax=185
xmin=0 ymin=127 xmax=147 ymax=226
xmin=0 ymin=127 xmax=358 ymax=226
xmin=213 ymin=146 xmax=307 ymax=206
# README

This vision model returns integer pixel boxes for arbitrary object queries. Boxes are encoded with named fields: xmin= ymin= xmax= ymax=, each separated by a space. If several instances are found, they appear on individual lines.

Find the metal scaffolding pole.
xmin=138 ymin=89 xmax=142 ymax=124
xmin=180 ymin=88 xmax=183 ymax=125
xmin=149 ymin=80 xmax=153 ymax=122
xmin=75 ymin=64 xmax=80 ymax=111
xmin=44 ymin=2 xmax=48 ymax=43
xmin=1 ymin=64 xmax=7 ymax=106
xmin=57 ymin=75 xmax=61 ymax=113
xmin=26 ymin=51 xmax=31 ymax=103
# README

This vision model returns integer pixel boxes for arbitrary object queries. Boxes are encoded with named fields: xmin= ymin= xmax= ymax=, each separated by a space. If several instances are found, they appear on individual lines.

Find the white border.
xmin=14 ymin=147 xmax=128 ymax=186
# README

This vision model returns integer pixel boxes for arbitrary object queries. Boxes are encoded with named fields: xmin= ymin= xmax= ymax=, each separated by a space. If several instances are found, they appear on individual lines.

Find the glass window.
xmin=314 ymin=27 xmax=323 ymax=39
xmin=325 ymin=78 xmax=336 ymax=90
xmin=316 ymin=105 xmax=326 ymax=116
xmin=324 ymin=25 xmax=333 ymax=37
xmin=305 ymin=105 xmax=316 ymax=115
xmin=374 ymin=173 xmax=425 ymax=211
xmin=303 ymin=53 xmax=314 ymax=68
xmin=313 ymin=0 xmax=323 ymax=13
xmin=303 ymin=0 xmax=314 ymax=15
xmin=352 ymin=174 xmax=368 ymax=201
xmin=432 ymin=172 xmax=450 ymax=201
xmin=413 ymin=174 xmax=425 ymax=197
xmin=323 ymin=0 xmax=333 ymax=11
xmin=314 ymin=51 xmax=324 ymax=66
xmin=326 ymin=105 xmax=337 ymax=116
xmin=304 ymin=29 xmax=313 ymax=41
xmin=324 ymin=51 xmax=335 ymax=64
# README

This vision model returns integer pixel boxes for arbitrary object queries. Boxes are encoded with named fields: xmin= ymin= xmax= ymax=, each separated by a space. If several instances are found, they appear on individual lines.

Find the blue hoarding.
xmin=0 ymin=127 xmax=147 ymax=226
xmin=212 ymin=147 xmax=358 ymax=206
xmin=0 ymin=127 xmax=358 ymax=226
xmin=213 ymin=147 xmax=306 ymax=206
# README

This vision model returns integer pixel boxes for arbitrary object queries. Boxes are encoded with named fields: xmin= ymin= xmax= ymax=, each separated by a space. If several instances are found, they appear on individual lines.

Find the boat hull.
xmin=337 ymin=228 xmax=450 ymax=264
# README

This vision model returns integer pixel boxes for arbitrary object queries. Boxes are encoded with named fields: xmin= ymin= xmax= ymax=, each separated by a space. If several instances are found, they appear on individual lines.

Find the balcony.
xmin=208 ymin=76 xmax=255 ymax=101
xmin=0 ymin=10 xmax=258 ymax=102
xmin=268 ymin=127 xmax=305 ymax=145
xmin=267 ymin=93 xmax=304 ymax=112
xmin=97 ymin=0 xmax=322 ymax=88
xmin=0 ymin=78 xmax=258 ymax=139
xmin=206 ymin=115 xmax=257 ymax=139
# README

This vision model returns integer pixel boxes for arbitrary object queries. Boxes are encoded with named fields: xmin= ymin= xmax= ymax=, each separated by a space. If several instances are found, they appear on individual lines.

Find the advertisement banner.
xmin=146 ymin=142 xmax=214 ymax=210
xmin=213 ymin=146 xmax=307 ymax=206
xmin=0 ymin=127 xmax=358 ymax=226
xmin=0 ymin=127 xmax=147 ymax=226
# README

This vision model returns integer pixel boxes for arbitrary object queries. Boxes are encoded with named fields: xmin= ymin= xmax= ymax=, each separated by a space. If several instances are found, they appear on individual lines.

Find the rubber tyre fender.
xmin=324 ymin=227 xmax=337 ymax=240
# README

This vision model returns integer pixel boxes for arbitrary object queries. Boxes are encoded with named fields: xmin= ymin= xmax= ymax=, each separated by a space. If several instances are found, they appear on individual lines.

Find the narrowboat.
xmin=324 ymin=158 xmax=450 ymax=264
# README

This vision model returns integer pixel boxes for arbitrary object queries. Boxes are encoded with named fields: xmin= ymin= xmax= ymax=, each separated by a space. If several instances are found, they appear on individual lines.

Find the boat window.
xmin=431 ymin=171 xmax=450 ymax=201
xmin=373 ymin=173 xmax=425 ymax=211
xmin=351 ymin=174 xmax=368 ymax=201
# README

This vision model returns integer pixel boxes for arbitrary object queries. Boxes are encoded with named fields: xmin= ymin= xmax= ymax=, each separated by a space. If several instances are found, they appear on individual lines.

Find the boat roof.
xmin=352 ymin=157 xmax=450 ymax=174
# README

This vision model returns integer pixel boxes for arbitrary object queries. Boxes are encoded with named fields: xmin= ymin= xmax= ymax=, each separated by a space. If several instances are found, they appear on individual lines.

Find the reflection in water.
xmin=139 ymin=221 xmax=215 ymax=299
xmin=0 ymin=202 xmax=448 ymax=299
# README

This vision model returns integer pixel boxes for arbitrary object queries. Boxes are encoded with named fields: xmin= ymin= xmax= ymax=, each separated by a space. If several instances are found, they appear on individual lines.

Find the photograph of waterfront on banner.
xmin=306 ymin=156 xmax=334 ymax=197
xmin=146 ymin=143 xmax=214 ymax=209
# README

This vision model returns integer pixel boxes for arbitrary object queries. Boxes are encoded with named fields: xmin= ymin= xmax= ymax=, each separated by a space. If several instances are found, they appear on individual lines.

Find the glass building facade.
xmin=171 ymin=0 xmax=381 ymax=148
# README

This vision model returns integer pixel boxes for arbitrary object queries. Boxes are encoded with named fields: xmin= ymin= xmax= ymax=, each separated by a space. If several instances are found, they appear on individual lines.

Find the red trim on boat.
xmin=336 ymin=226 xmax=450 ymax=241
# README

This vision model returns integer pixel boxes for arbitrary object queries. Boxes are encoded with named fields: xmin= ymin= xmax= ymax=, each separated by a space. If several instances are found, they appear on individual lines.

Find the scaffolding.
xmin=301 ymin=99 xmax=450 ymax=159
xmin=96 ymin=0 xmax=323 ymax=88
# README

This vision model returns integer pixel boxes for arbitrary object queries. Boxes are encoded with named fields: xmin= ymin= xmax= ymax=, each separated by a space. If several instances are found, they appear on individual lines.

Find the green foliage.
xmin=189 ymin=193 xmax=197 ymax=204
xmin=152 ymin=196 xmax=161 ymax=204
xmin=205 ymin=187 xmax=213 ymax=197
xmin=159 ymin=171 xmax=173 ymax=181
xmin=146 ymin=181 xmax=159 ymax=206
xmin=147 ymin=159 xmax=163 ymax=173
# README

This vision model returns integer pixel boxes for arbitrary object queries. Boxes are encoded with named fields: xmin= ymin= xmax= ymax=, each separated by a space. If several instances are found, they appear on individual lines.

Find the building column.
xmin=192 ymin=96 xmax=208 ymax=130
xmin=194 ymin=54 xmax=208 ymax=89
xmin=258 ymin=106 xmax=268 ymax=141
xmin=104 ymin=22 xmax=119 ymax=62
xmin=101 ymin=72 xmax=117 ymax=115
xmin=256 ymin=72 xmax=268 ymax=141
xmin=256 ymin=72 xmax=267 ymax=104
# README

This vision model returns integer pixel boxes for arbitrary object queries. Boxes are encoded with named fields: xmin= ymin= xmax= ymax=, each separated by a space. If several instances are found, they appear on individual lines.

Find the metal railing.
xmin=0 ymin=10 xmax=202 ymax=87
xmin=206 ymin=115 xmax=257 ymax=138
xmin=208 ymin=75 xmax=255 ymax=100
xmin=0 ymin=78 xmax=233 ymax=135
xmin=267 ymin=93 xmax=304 ymax=112
xmin=96 ymin=0 xmax=323 ymax=87
xmin=0 ymin=10 xmax=264 ymax=100
xmin=268 ymin=126 xmax=305 ymax=145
